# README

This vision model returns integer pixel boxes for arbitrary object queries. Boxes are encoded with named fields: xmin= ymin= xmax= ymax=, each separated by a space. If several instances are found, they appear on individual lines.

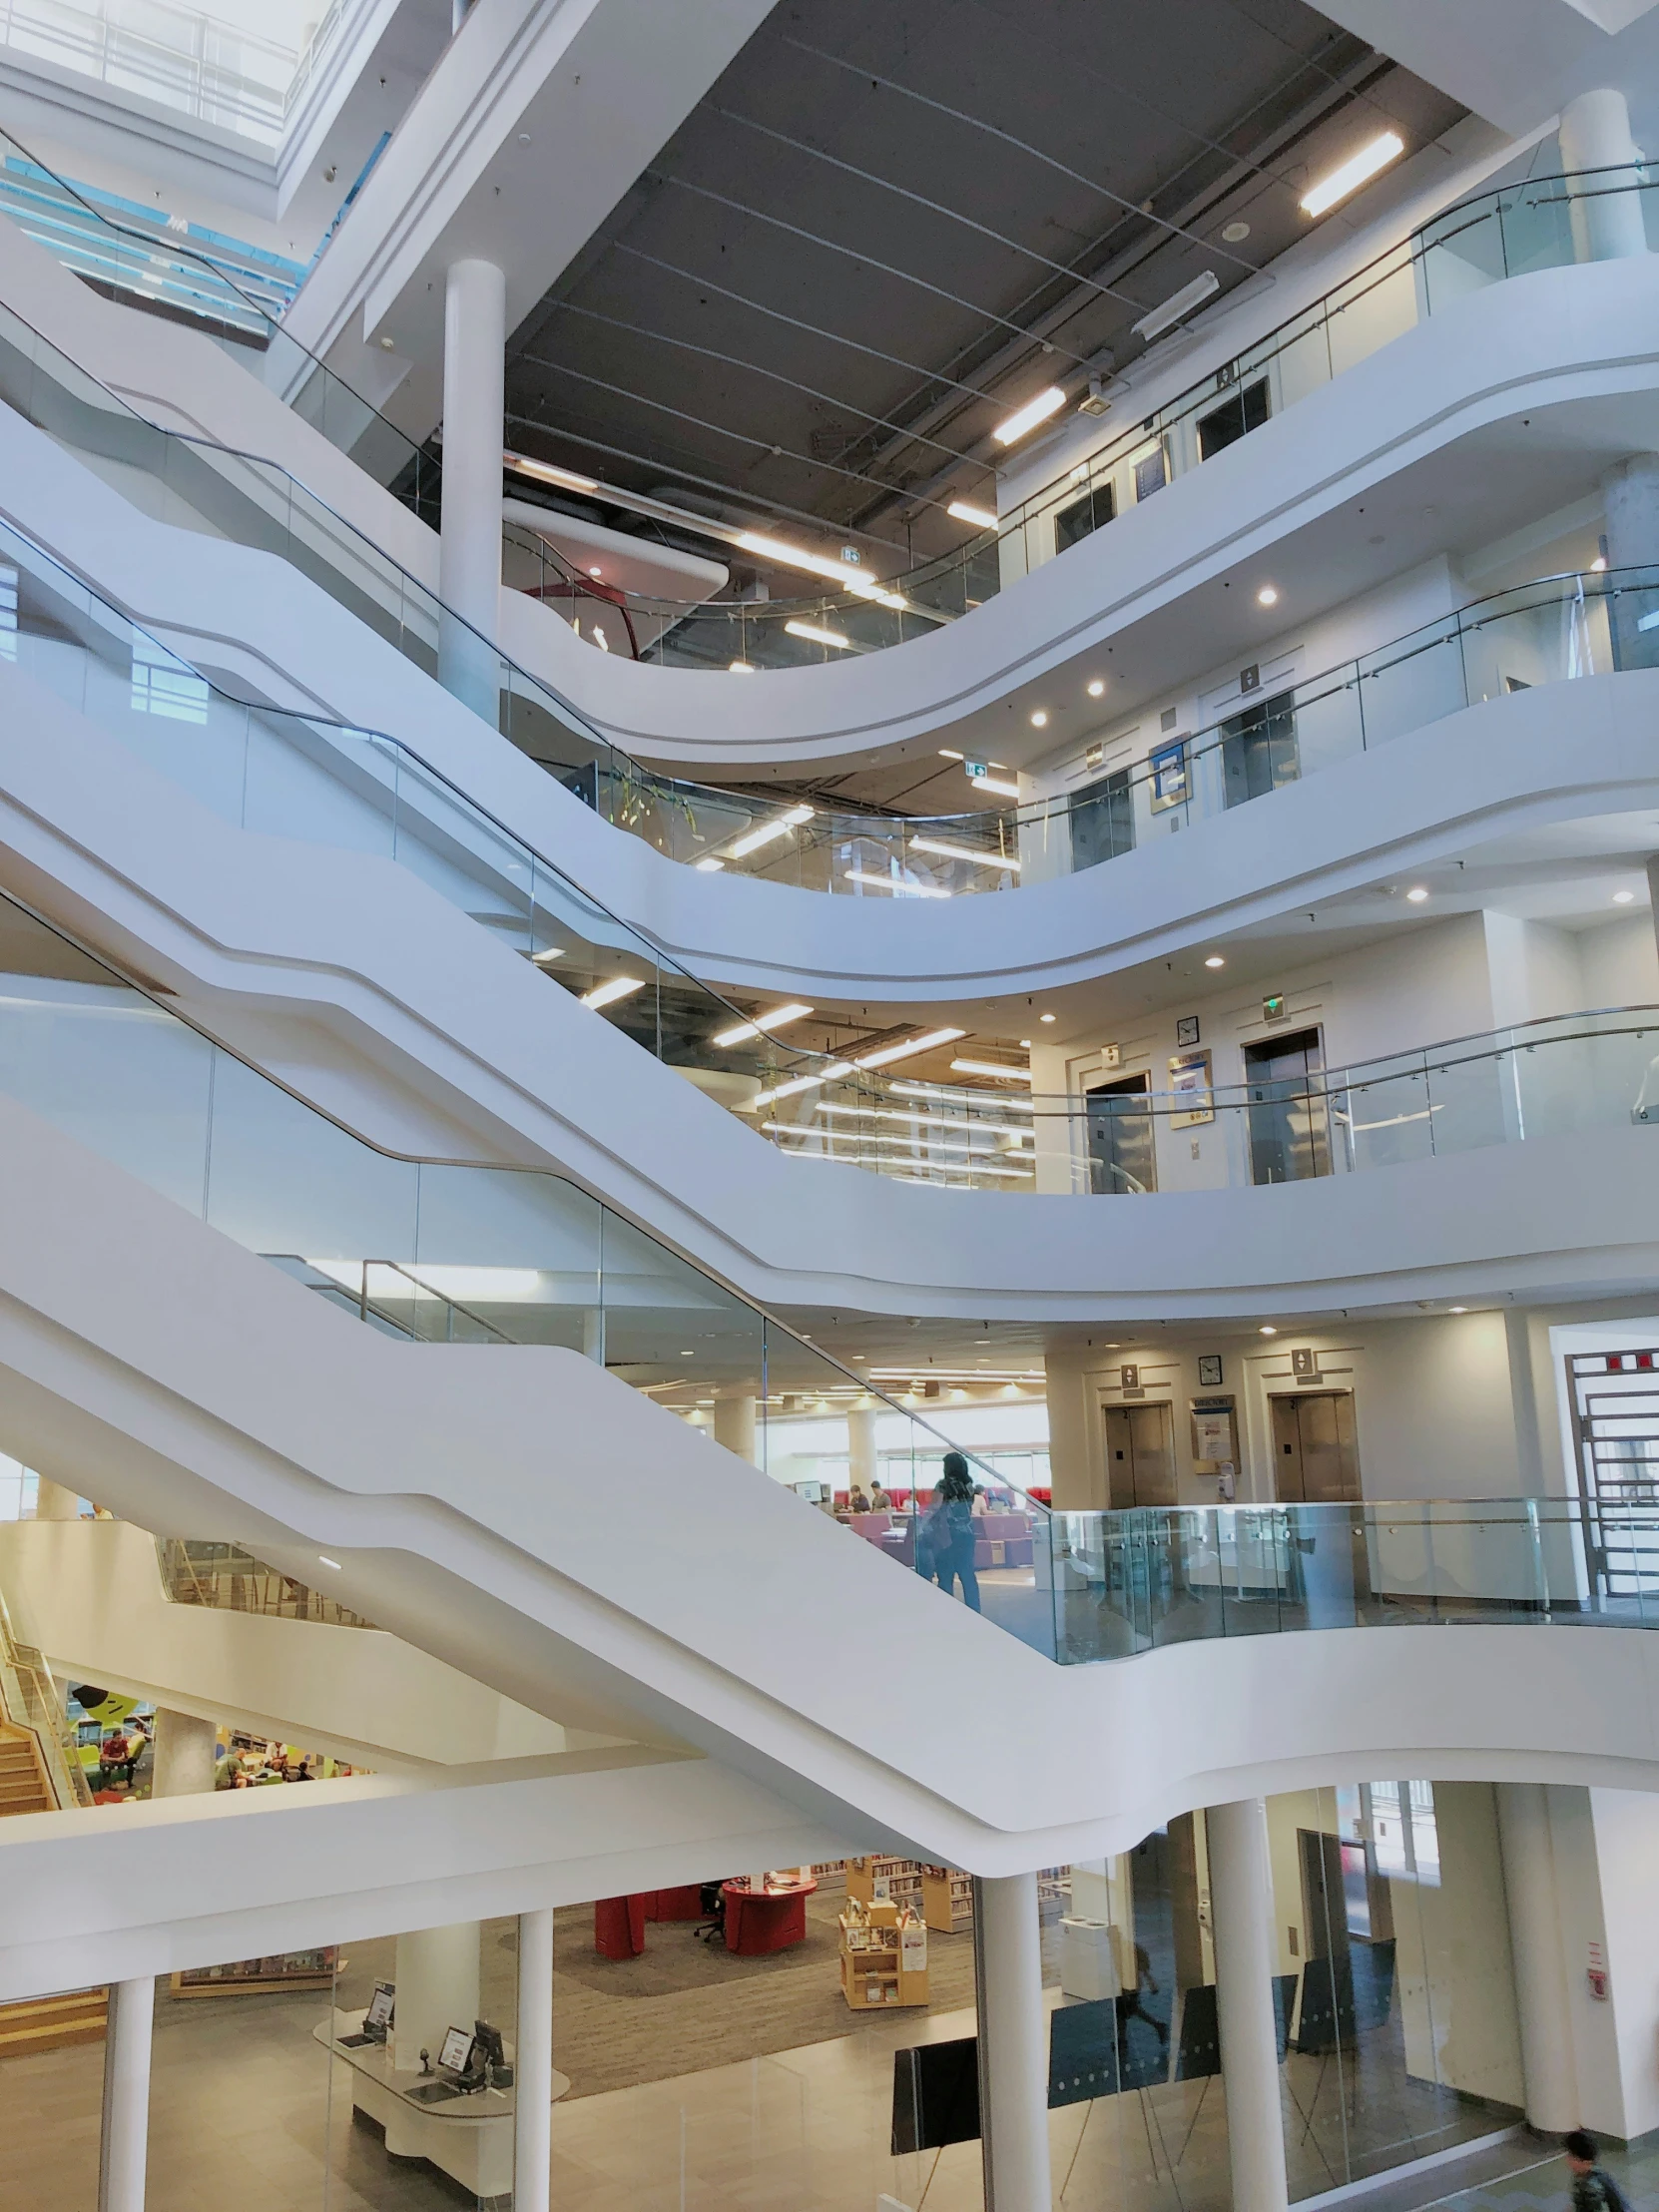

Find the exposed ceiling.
xmin=500 ymin=0 xmax=1465 ymax=580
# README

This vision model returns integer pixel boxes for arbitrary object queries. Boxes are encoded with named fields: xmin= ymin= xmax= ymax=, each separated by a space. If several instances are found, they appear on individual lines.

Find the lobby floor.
xmin=0 ymin=1898 xmax=1524 ymax=2212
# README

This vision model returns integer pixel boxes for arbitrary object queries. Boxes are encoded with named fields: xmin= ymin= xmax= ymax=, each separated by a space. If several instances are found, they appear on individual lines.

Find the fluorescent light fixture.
xmin=968 ymin=773 xmax=1022 ymax=800
xmin=1614 ymin=889 xmax=1637 ymax=904
xmin=909 ymin=836 xmax=1021 ymax=871
xmin=531 ymin=945 xmax=565 ymax=964
xmin=582 ymin=974 xmax=648 ymax=1010
xmin=853 ymin=1027 xmax=966 ymax=1071
xmin=951 ymin=1059 xmax=1034 ymax=1082
xmin=938 ymin=748 xmax=964 ymax=761
xmin=1638 ymin=609 xmax=1659 ymax=634
xmin=1030 ymin=710 xmax=1048 ymax=729
xmin=318 ymin=1555 xmax=342 ymax=1569
xmin=503 ymin=451 xmax=600 ymax=494
xmin=729 ymin=659 xmax=756 ymax=673
xmin=1205 ymin=955 xmax=1226 ymax=969
xmin=696 ymin=856 xmax=725 ymax=872
xmin=728 ymin=804 xmax=814 ymax=859
xmin=844 ymin=869 xmax=952 ymax=897
xmin=1133 ymin=270 xmax=1221 ymax=343
xmin=737 ymin=532 xmax=906 ymax=609
xmin=992 ymin=385 xmax=1066 ymax=446
xmin=1087 ymin=679 xmax=1105 ymax=698
xmin=891 ymin=1079 xmax=1034 ymax=1111
xmin=745 ymin=1063 xmax=853 ymax=1110
xmin=785 ymin=618 xmax=854 ymax=650
xmin=1405 ymin=886 xmax=1429 ymax=903
xmin=1257 ymin=585 xmax=1279 ymax=607
xmin=947 ymin=499 xmax=998 ymax=529
xmin=1301 ymin=132 xmax=1405 ymax=220
xmin=714 ymin=1002 xmax=814 ymax=1047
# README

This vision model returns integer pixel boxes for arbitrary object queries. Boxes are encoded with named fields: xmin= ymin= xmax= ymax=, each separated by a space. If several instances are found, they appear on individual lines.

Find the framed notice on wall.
xmin=1168 ymin=1049 xmax=1213 ymax=1128
xmin=1190 ymin=1397 xmax=1238 ymax=1468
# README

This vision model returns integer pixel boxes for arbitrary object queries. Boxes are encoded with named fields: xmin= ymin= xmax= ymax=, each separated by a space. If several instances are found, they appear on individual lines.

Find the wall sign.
xmin=1149 ymin=737 xmax=1190 ymax=811
xmin=1120 ymin=1365 xmax=1139 ymax=1389
xmin=1169 ymin=1049 xmax=1214 ymax=1128
xmin=1263 ymin=994 xmax=1287 ymax=1022
xmin=1190 ymin=1397 xmax=1238 ymax=1467
xmin=1292 ymin=1348 xmax=1320 ymax=1380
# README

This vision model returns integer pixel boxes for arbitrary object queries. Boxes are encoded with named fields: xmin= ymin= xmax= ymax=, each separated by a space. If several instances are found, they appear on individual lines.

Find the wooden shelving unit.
xmin=920 ymin=1865 xmax=974 ymax=1934
xmin=839 ymin=1901 xmax=928 ymax=2009
xmin=845 ymin=1855 xmax=922 ymax=1911
xmin=170 ymin=1948 xmax=339 ymax=1997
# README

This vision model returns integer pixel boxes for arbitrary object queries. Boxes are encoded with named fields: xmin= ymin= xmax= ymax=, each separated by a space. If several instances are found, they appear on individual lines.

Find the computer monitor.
xmin=438 ymin=2025 xmax=473 ymax=2073
xmin=471 ymin=2020 xmax=506 ymax=2072
xmin=364 ymin=1983 xmax=394 ymax=2032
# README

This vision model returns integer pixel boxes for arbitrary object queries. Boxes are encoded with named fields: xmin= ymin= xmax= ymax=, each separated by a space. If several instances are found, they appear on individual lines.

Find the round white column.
xmin=1208 ymin=1799 xmax=1290 ymax=2212
xmin=514 ymin=1908 xmax=554 ymax=2212
xmin=581 ymin=1307 xmax=606 ymax=1369
xmin=847 ymin=1404 xmax=877 ymax=1493
xmin=150 ymin=1710 xmax=218 ymax=1798
xmin=973 ymin=1874 xmax=1052 ymax=2212
xmin=1559 ymin=90 xmax=1648 ymax=262
xmin=35 ymin=1475 xmax=82 ymax=1520
xmin=437 ymin=257 xmax=506 ymax=717
xmin=1495 ymin=1783 xmax=1581 ymax=2129
xmin=714 ymin=1395 xmax=759 ymax=1466
xmin=98 ymin=1976 xmax=154 ymax=2212
xmin=392 ymin=1923 xmax=481 ymax=2075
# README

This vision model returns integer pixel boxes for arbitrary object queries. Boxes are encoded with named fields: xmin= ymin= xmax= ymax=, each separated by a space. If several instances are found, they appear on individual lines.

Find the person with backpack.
xmin=1565 ymin=2130 xmax=1629 ymax=2212
xmin=932 ymin=1452 xmax=983 ymax=1613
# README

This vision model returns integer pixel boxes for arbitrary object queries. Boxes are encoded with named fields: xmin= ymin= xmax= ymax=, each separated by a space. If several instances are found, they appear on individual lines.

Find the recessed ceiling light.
xmin=1257 ymin=585 xmax=1279 ymax=607
xmin=947 ymin=499 xmax=998 ymax=530
xmin=588 ymin=565 xmax=603 ymax=578
xmin=1222 ymin=220 xmax=1251 ymax=243
xmin=1205 ymin=955 xmax=1226 ymax=969
xmin=1019 ymin=1038 xmax=1032 ymax=1048
xmin=1259 ymin=1326 xmax=1278 ymax=1337
xmin=1405 ymin=886 xmax=1429 ymax=903
xmin=993 ymin=385 xmax=1067 ymax=445
xmin=1449 ymin=1306 xmax=1468 ymax=1315
xmin=728 ymin=660 xmax=755 ymax=674
xmin=1301 ymin=131 xmax=1405 ymax=219
xmin=1040 ymin=1012 xmax=1057 ymax=1023
xmin=1030 ymin=710 xmax=1048 ymax=728
xmin=1613 ymin=889 xmax=1636 ymax=904
xmin=1087 ymin=678 xmax=1105 ymax=698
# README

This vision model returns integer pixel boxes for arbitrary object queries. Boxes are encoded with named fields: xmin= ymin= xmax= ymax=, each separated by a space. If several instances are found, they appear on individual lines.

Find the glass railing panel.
xmin=1355 ymin=618 xmax=1467 ymax=746
xmin=1329 ymin=1068 xmax=1434 ymax=1174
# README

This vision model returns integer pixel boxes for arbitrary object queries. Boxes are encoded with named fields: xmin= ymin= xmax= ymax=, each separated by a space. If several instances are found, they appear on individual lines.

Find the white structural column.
xmin=1495 ymin=1783 xmax=1581 ymax=2129
xmin=715 ymin=1395 xmax=759 ymax=1466
xmin=393 ymin=1923 xmax=482 ymax=2074
xmin=1559 ymin=90 xmax=1648 ymax=263
xmin=514 ymin=1908 xmax=554 ymax=2212
xmin=847 ymin=1404 xmax=877 ymax=1493
xmin=34 ymin=1474 xmax=81 ymax=1519
xmin=973 ymin=1874 xmax=1052 ymax=2212
xmin=581 ymin=1307 xmax=606 ymax=1369
xmin=437 ymin=257 xmax=507 ymax=718
xmin=149 ymin=1709 xmax=218 ymax=1798
xmin=98 ymin=1976 xmax=154 ymax=2212
xmin=1208 ymin=1799 xmax=1290 ymax=2212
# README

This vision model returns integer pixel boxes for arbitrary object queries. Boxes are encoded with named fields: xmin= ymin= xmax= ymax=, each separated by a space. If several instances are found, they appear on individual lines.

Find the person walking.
xmin=934 ymin=1452 xmax=982 ymax=1612
xmin=1565 ymin=2132 xmax=1629 ymax=2212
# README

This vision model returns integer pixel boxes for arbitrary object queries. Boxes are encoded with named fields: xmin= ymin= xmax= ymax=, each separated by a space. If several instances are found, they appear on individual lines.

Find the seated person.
xmin=847 ymin=1486 xmax=871 ymax=1514
xmin=867 ymin=1479 xmax=891 ymax=1511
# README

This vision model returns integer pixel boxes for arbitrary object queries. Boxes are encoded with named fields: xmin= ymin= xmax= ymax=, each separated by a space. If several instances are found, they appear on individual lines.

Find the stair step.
xmin=0 ymin=1991 xmax=108 ymax=2053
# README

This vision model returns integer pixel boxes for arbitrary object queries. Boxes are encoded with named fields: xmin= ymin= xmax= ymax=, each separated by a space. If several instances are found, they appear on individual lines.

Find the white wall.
xmin=1044 ymin=1312 xmax=1524 ymax=1511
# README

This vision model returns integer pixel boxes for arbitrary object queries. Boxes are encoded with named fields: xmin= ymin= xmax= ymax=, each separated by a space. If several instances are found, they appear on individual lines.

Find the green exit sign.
xmin=1263 ymin=994 xmax=1287 ymax=1021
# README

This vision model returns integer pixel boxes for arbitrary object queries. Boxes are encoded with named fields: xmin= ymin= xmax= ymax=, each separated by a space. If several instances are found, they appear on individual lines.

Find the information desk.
xmin=722 ymin=1879 xmax=817 ymax=1955
xmin=314 ymin=2008 xmax=570 ymax=2199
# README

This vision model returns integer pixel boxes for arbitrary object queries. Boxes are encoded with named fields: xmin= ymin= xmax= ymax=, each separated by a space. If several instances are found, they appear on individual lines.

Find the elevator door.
xmin=1272 ymin=1391 xmax=1361 ymax=1502
xmin=1221 ymin=689 xmax=1299 ymax=808
xmin=1105 ymin=1401 xmax=1177 ymax=1508
xmin=1086 ymin=1072 xmax=1156 ymax=1195
xmin=1244 ymin=1026 xmax=1331 ymax=1186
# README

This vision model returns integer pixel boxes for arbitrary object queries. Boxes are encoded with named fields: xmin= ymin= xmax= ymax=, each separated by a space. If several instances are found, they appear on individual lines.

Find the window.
xmin=1053 ymin=479 xmax=1116 ymax=554
xmin=1196 ymin=377 xmax=1270 ymax=462
xmin=131 ymin=634 xmax=210 ymax=723
xmin=0 ymin=564 xmax=15 ymax=661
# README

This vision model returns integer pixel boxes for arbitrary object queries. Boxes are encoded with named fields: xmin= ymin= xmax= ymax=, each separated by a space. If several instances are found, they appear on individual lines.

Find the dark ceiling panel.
xmin=500 ymin=0 xmax=1465 ymax=568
